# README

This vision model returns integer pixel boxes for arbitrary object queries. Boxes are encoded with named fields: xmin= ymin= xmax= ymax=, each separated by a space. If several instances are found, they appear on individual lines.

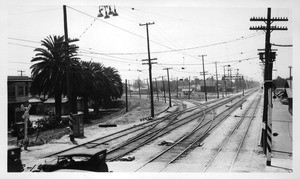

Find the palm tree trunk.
xmin=94 ymin=99 xmax=99 ymax=114
xmin=70 ymin=92 xmax=78 ymax=114
xmin=83 ymin=94 xmax=90 ymax=123
xmin=54 ymin=92 xmax=62 ymax=121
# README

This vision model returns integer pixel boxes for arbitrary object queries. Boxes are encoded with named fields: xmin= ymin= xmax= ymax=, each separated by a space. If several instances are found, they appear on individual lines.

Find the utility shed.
xmin=285 ymin=79 xmax=293 ymax=115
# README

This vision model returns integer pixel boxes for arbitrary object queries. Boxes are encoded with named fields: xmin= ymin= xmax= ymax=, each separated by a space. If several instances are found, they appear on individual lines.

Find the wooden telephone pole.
xmin=163 ymin=68 xmax=173 ymax=107
xmin=250 ymin=7 xmax=288 ymax=166
xmin=199 ymin=55 xmax=208 ymax=102
xmin=140 ymin=22 xmax=156 ymax=118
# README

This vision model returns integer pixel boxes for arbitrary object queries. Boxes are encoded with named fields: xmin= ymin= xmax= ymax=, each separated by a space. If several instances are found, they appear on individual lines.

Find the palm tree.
xmin=102 ymin=66 xmax=123 ymax=106
xmin=78 ymin=61 xmax=97 ymax=122
xmin=30 ymin=35 xmax=80 ymax=119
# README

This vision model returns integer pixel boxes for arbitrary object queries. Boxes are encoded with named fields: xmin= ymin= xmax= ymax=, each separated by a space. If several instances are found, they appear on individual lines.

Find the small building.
xmin=7 ymin=76 xmax=31 ymax=127
xmin=28 ymin=97 xmax=44 ymax=115
xmin=43 ymin=97 xmax=84 ymax=115
xmin=181 ymin=88 xmax=193 ymax=96
xmin=43 ymin=98 xmax=69 ymax=115
xmin=285 ymin=79 xmax=293 ymax=115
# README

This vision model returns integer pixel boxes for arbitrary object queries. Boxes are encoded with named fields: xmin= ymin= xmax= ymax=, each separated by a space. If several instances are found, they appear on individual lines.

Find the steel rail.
xmin=228 ymin=94 xmax=262 ymax=172
xmin=134 ymin=90 xmax=256 ymax=172
xmin=202 ymin=92 xmax=260 ymax=172
xmin=44 ymin=89 xmax=255 ymax=158
xmin=107 ymin=93 xmax=249 ymax=161
xmin=44 ymin=107 xmax=178 ymax=158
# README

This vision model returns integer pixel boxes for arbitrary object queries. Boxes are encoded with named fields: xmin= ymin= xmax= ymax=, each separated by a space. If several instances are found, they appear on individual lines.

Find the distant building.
xmin=285 ymin=79 xmax=293 ymax=115
xmin=7 ymin=76 xmax=31 ymax=127
xmin=43 ymin=97 xmax=69 ymax=115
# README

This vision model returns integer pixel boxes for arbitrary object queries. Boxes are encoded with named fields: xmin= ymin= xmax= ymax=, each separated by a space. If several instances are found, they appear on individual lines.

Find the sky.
xmin=3 ymin=0 xmax=296 ymax=84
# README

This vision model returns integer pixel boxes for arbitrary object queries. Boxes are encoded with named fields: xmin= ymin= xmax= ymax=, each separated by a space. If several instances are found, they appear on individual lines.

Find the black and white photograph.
xmin=1 ymin=0 xmax=299 ymax=178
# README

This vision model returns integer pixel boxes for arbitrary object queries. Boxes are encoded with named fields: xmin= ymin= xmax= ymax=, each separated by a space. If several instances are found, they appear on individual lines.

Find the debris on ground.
xmin=119 ymin=156 xmax=135 ymax=161
xmin=98 ymin=124 xmax=117 ymax=127
xmin=158 ymin=140 xmax=174 ymax=146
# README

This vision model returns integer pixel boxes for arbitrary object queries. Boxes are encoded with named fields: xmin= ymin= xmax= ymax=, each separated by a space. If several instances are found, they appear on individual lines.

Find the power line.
xmin=8 ymin=37 xmax=41 ymax=44
xmin=8 ymin=42 xmax=38 ymax=49
xmin=67 ymin=6 xmax=146 ymax=40
xmin=77 ymin=32 xmax=263 ymax=55
xmin=68 ymin=6 xmax=258 ymax=62
xmin=271 ymin=43 xmax=292 ymax=47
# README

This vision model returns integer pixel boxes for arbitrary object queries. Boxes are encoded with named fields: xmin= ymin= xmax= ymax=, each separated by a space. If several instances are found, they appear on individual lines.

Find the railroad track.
xmin=133 ymin=90 xmax=257 ymax=172
xmin=44 ymin=89 xmax=256 ymax=160
xmin=44 ymin=100 xmax=201 ymax=158
xmin=202 ymin=92 xmax=262 ymax=172
xmin=44 ymin=107 xmax=179 ymax=158
xmin=106 ymin=92 xmax=255 ymax=162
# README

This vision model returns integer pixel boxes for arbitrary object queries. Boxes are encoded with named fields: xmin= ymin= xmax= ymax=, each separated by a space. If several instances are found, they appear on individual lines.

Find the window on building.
xmin=17 ymin=86 xmax=24 ymax=96
xmin=8 ymin=86 xmax=15 ymax=97
xmin=25 ymin=86 xmax=28 ymax=96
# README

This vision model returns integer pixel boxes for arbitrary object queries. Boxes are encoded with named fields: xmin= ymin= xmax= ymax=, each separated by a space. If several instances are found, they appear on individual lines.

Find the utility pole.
xmin=128 ymin=81 xmax=131 ymax=97
xmin=194 ymin=76 xmax=198 ymax=92
xmin=288 ymin=66 xmax=292 ymax=88
xmin=163 ymin=68 xmax=172 ymax=107
xmin=289 ymin=66 xmax=292 ymax=89
xmin=125 ymin=79 xmax=128 ymax=112
xmin=235 ymin=69 xmax=239 ymax=93
xmin=177 ymin=77 xmax=179 ymax=98
xmin=138 ymin=78 xmax=141 ymax=98
xmin=188 ymin=76 xmax=191 ymax=99
xmin=242 ymin=76 xmax=245 ymax=96
xmin=146 ymin=79 xmax=149 ymax=99
xmin=162 ymin=76 xmax=166 ymax=103
xmin=223 ymin=66 xmax=227 ymax=96
xmin=288 ymin=66 xmax=292 ymax=80
xmin=18 ymin=70 xmax=25 ymax=76
xmin=250 ymin=7 xmax=288 ymax=166
xmin=229 ymin=68 xmax=233 ymax=93
xmin=63 ymin=5 xmax=72 ymax=114
xmin=63 ymin=5 xmax=79 ymax=114
xmin=140 ymin=22 xmax=156 ymax=118
xmin=215 ymin=62 xmax=219 ymax=98
xmin=155 ymin=78 xmax=159 ymax=101
xmin=199 ymin=55 xmax=208 ymax=102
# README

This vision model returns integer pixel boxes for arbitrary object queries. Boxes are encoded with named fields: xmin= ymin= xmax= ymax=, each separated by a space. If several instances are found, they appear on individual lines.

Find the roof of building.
xmin=29 ymin=97 xmax=42 ymax=103
xmin=181 ymin=89 xmax=193 ymax=92
xmin=44 ymin=98 xmax=68 ymax=104
xmin=7 ymin=76 xmax=32 ymax=82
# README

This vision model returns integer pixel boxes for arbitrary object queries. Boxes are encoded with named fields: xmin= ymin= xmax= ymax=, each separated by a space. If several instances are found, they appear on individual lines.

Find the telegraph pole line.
xmin=146 ymin=79 xmax=149 ymax=99
xmin=199 ymin=55 xmax=208 ymax=102
xmin=140 ymin=22 xmax=156 ymax=118
xmin=188 ymin=76 xmax=191 ymax=99
xmin=128 ymin=81 xmax=131 ymax=97
xmin=177 ymin=77 xmax=179 ymax=98
xmin=223 ymin=66 xmax=227 ymax=96
xmin=125 ymin=79 xmax=128 ymax=112
xmin=288 ymin=66 xmax=292 ymax=88
xmin=63 ymin=5 xmax=73 ymax=114
xmin=63 ymin=5 xmax=79 ymax=114
xmin=161 ymin=76 xmax=166 ymax=103
xmin=250 ymin=7 xmax=288 ymax=166
xmin=215 ymin=62 xmax=219 ymax=98
xmin=155 ymin=78 xmax=159 ymax=101
xmin=229 ymin=68 xmax=233 ymax=93
xmin=163 ymin=68 xmax=173 ymax=107
xmin=235 ymin=69 xmax=239 ymax=93
xmin=138 ymin=78 xmax=141 ymax=98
